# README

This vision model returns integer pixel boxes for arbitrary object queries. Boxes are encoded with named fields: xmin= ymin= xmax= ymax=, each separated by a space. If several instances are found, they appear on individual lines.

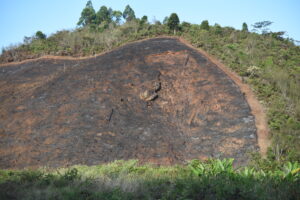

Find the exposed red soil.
xmin=0 ymin=37 xmax=268 ymax=169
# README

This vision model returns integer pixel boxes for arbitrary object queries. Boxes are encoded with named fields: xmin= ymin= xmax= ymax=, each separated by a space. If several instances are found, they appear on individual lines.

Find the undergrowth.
xmin=0 ymin=159 xmax=299 ymax=200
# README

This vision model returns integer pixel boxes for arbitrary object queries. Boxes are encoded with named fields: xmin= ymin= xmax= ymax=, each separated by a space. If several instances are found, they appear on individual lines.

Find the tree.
xmin=252 ymin=21 xmax=273 ymax=34
xmin=242 ymin=22 xmax=248 ymax=32
xmin=181 ymin=21 xmax=191 ymax=32
xmin=214 ymin=23 xmax=222 ymax=35
xmin=141 ymin=16 xmax=148 ymax=23
xmin=96 ymin=6 xmax=111 ymax=24
xmin=77 ymin=0 xmax=96 ymax=26
xmin=123 ymin=5 xmax=136 ymax=22
xmin=85 ymin=0 xmax=93 ymax=9
xmin=35 ymin=31 xmax=46 ymax=40
xmin=112 ymin=10 xmax=123 ymax=24
xmin=167 ymin=13 xmax=180 ymax=34
xmin=200 ymin=20 xmax=209 ymax=30
xmin=139 ymin=15 xmax=148 ymax=26
xmin=163 ymin=16 xmax=168 ymax=25
xmin=271 ymin=31 xmax=286 ymax=41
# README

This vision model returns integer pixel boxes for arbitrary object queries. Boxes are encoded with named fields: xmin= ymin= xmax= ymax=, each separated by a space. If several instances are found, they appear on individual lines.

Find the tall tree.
xmin=163 ymin=16 xmax=169 ymax=25
xmin=140 ymin=15 xmax=148 ymax=25
xmin=35 ymin=31 xmax=46 ymax=40
xmin=200 ymin=20 xmax=209 ymax=30
xmin=96 ymin=6 xmax=111 ymax=24
xmin=167 ymin=13 xmax=180 ymax=34
xmin=112 ymin=10 xmax=123 ymax=24
xmin=252 ymin=21 xmax=273 ymax=34
xmin=242 ymin=22 xmax=248 ymax=32
xmin=77 ymin=0 xmax=96 ymax=26
xmin=214 ymin=23 xmax=222 ymax=35
xmin=123 ymin=5 xmax=136 ymax=22
xmin=85 ymin=0 xmax=93 ymax=9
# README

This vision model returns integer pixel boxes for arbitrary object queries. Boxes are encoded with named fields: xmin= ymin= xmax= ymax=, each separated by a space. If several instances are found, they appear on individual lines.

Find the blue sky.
xmin=0 ymin=0 xmax=299 ymax=49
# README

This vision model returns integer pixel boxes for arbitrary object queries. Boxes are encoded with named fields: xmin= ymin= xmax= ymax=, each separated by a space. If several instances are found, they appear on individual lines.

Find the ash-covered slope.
xmin=0 ymin=38 xmax=258 ymax=169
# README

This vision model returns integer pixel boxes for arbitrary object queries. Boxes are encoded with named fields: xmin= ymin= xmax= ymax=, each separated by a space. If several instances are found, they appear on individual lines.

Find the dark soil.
xmin=0 ymin=38 xmax=258 ymax=169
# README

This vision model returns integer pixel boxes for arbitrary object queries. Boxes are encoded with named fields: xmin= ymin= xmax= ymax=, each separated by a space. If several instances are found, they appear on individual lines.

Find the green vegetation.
xmin=167 ymin=13 xmax=180 ymax=34
xmin=242 ymin=22 xmax=248 ymax=32
xmin=123 ymin=5 xmax=136 ymax=22
xmin=77 ymin=0 xmax=96 ymax=26
xmin=0 ymin=1 xmax=300 ymax=198
xmin=35 ymin=31 xmax=47 ymax=40
xmin=200 ymin=20 xmax=210 ymax=31
xmin=0 ymin=159 xmax=299 ymax=199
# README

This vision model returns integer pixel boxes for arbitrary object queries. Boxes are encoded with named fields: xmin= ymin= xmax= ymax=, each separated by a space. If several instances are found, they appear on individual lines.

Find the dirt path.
xmin=177 ymin=38 xmax=270 ymax=156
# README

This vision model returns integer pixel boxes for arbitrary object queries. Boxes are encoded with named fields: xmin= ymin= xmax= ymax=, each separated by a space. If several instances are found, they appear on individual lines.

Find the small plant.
xmin=246 ymin=66 xmax=260 ymax=78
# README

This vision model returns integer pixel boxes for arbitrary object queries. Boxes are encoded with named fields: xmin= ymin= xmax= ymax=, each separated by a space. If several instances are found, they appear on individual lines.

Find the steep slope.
xmin=0 ymin=38 xmax=262 ymax=169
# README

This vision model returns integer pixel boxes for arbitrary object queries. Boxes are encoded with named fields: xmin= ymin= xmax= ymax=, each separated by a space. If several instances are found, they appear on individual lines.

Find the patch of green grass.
xmin=0 ymin=159 xmax=299 ymax=200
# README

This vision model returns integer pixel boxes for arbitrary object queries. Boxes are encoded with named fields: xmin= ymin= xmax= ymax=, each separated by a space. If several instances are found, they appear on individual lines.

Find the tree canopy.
xmin=35 ymin=31 xmax=46 ymax=40
xmin=242 ymin=22 xmax=248 ymax=32
xmin=252 ymin=21 xmax=273 ymax=34
xmin=167 ymin=13 xmax=180 ymax=34
xmin=96 ymin=6 xmax=112 ymax=24
xmin=123 ymin=5 xmax=136 ymax=22
xmin=200 ymin=20 xmax=209 ymax=30
xmin=77 ymin=0 xmax=96 ymax=26
xmin=112 ymin=10 xmax=123 ymax=24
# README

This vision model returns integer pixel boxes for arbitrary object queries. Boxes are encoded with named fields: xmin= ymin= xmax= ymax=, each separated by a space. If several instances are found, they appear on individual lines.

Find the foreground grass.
xmin=0 ymin=159 xmax=299 ymax=200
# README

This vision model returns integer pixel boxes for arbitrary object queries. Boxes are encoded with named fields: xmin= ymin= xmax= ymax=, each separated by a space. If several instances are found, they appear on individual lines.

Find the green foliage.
xmin=112 ymin=10 xmax=122 ymax=24
xmin=77 ymin=0 xmax=96 ymax=26
xmin=163 ymin=16 xmax=168 ymax=25
xmin=213 ymin=23 xmax=222 ymax=35
xmin=140 ymin=15 xmax=148 ymax=25
xmin=252 ymin=21 xmax=273 ymax=34
xmin=123 ymin=5 xmax=136 ymax=22
xmin=200 ymin=20 xmax=209 ymax=30
xmin=242 ymin=22 xmax=248 ymax=32
xmin=167 ymin=13 xmax=180 ymax=34
xmin=96 ymin=6 xmax=111 ymax=24
xmin=0 ymin=160 xmax=299 ymax=199
xmin=35 ymin=31 xmax=46 ymax=40
xmin=189 ymin=159 xmax=234 ymax=176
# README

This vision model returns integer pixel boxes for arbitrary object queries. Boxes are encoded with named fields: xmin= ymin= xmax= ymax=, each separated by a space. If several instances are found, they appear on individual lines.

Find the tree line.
xmin=32 ymin=0 xmax=281 ymax=42
xmin=77 ymin=1 xmax=136 ymax=26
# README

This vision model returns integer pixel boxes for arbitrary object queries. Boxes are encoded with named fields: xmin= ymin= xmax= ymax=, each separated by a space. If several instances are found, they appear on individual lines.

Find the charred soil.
xmin=0 ymin=38 xmax=263 ymax=169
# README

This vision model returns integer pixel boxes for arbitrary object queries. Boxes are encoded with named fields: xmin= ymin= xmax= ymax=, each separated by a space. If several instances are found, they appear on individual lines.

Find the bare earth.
xmin=0 ymin=37 xmax=269 ymax=169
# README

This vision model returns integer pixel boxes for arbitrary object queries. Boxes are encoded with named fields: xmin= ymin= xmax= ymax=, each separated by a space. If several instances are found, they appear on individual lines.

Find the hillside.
xmin=1 ymin=19 xmax=299 ymax=166
xmin=0 ymin=37 xmax=269 ymax=169
xmin=0 ymin=2 xmax=300 ymax=199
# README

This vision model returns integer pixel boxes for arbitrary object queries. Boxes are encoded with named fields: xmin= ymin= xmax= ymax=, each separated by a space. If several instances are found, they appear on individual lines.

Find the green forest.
xmin=0 ymin=1 xmax=299 ymax=199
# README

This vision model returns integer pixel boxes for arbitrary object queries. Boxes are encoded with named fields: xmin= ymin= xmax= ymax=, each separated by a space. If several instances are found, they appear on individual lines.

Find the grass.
xmin=0 ymin=159 xmax=299 ymax=200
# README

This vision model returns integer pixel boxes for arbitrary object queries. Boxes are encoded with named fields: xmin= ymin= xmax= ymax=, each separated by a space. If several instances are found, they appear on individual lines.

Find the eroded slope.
xmin=0 ymin=38 xmax=258 ymax=169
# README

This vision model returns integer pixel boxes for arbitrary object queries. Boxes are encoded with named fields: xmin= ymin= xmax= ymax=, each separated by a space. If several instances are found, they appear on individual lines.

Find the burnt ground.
xmin=0 ymin=37 xmax=259 ymax=169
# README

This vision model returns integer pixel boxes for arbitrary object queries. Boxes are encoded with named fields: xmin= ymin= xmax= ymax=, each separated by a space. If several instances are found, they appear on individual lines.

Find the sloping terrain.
xmin=0 ymin=38 xmax=261 ymax=169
